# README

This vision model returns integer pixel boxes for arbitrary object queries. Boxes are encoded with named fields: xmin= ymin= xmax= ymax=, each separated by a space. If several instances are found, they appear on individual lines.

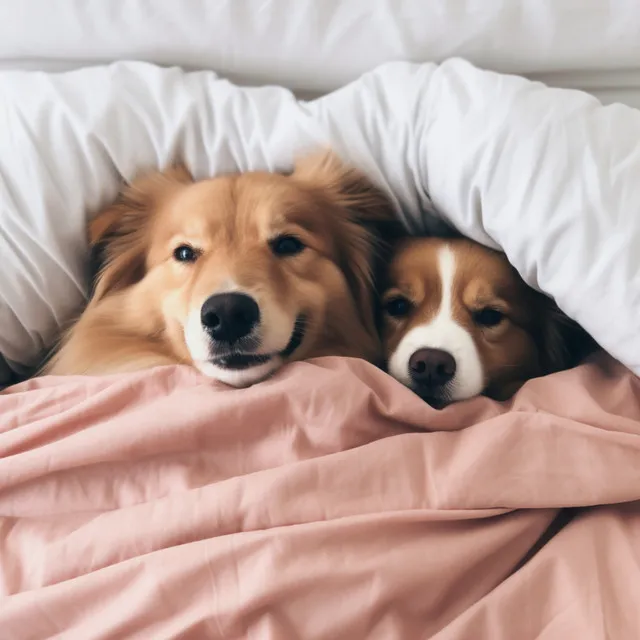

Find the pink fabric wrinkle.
xmin=0 ymin=355 xmax=639 ymax=638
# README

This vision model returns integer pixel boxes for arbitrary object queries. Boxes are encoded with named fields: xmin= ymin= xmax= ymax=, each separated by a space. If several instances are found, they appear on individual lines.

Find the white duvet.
xmin=1 ymin=58 xmax=639 ymax=375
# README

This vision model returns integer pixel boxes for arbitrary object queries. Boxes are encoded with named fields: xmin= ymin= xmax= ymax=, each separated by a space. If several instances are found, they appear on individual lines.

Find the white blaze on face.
xmin=388 ymin=245 xmax=485 ymax=401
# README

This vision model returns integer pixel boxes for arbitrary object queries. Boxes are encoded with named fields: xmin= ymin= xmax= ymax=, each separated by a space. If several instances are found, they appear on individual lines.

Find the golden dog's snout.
xmin=200 ymin=293 xmax=261 ymax=344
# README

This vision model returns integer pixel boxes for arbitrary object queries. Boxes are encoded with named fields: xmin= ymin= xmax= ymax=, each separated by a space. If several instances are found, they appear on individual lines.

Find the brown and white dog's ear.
xmin=89 ymin=164 xmax=193 ymax=301
xmin=292 ymin=151 xmax=400 ymax=352
xmin=538 ymin=299 xmax=597 ymax=374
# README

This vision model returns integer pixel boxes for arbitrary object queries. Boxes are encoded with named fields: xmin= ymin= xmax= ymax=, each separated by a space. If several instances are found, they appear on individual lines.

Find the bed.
xmin=2 ymin=2 xmax=640 ymax=638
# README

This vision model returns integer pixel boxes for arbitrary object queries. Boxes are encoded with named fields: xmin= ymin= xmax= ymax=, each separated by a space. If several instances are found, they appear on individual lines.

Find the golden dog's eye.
xmin=384 ymin=296 xmax=412 ymax=318
xmin=473 ymin=307 xmax=504 ymax=327
xmin=270 ymin=235 xmax=305 ymax=257
xmin=173 ymin=244 xmax=199 ymax=263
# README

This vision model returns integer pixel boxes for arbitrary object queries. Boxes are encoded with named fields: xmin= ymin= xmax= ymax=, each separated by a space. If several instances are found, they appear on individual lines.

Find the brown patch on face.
xmin=447 ymin=240 xmax=545 ymax=399
xmin=46 ymin=152 xmax=396 ymax=380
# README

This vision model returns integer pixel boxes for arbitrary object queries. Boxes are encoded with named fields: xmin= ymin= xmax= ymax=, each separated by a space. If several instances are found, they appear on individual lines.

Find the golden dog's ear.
xmin=89 ymin=165 xmax=193 ymax=302
xmin=292 ymin=151 xmax=393 ymax=223
xmin=293 ymin=151 xmax=398 ymax=346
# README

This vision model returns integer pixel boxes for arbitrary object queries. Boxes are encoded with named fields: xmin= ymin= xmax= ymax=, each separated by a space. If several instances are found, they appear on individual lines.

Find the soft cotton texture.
xmin=2 ymin=0 xmax=640 ymax=107
xmin=1 ymin=58 xmax=639 ymax=375
xmin=1 ymin=355 xmax=639 ymax=638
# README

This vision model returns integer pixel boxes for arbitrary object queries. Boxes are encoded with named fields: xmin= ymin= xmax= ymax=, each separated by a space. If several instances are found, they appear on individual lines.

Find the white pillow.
xmin=1 ymin=59 xmax=639 ymax=374
xmin=2 ymin=0 xmax=640 ymax=108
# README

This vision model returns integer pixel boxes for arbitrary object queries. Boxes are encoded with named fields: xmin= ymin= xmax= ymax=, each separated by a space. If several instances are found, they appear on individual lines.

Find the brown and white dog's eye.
xmin=173 ymin=244 xmax=199 ymax=263
xmin=270 ymin=235 xmax=306 ymax=257
xmin=384 ymin=296 xmax=413 ymax=318
xmin=472 ymin=307 xmax=504 ymax=327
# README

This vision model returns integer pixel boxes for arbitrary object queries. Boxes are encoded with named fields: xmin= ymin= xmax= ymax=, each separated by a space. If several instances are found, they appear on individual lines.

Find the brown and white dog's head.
xmin=49 ymin=152 xmax=395 ymax=386
xmin=380 ymin=237 xmax=594 ymax=406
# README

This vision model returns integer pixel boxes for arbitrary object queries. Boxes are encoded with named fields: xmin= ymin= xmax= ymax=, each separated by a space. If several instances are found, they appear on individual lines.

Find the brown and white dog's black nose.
xmin=409 ymin=348 xmax=456 ymax=388
xmin=200 ymin=293 xmax=260 ymax=343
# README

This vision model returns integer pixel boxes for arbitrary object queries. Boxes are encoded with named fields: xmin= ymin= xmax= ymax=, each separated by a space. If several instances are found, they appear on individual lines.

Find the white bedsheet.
xmin=1 ymin=0 xmax=640 ymax=106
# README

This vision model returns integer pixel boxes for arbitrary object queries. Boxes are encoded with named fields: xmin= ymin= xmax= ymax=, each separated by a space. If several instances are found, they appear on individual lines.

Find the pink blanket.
xmin=1 ymin=355 xmax=640 ymax=639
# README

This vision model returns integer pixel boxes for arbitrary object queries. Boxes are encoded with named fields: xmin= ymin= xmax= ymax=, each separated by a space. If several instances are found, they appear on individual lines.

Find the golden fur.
xmin=46 ymin=152 xmax=394 ymax=385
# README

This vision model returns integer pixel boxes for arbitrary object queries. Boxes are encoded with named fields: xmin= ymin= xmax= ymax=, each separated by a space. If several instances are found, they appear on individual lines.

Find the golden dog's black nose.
xmin=201 ymin=293 xmax=260 ymax=343
xmin=409 ymin=348 xmax=456 ymax=388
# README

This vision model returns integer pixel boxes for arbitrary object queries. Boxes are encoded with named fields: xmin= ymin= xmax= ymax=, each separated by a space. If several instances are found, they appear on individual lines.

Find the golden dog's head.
xmin=81 ymin=152 xmax=393 ymax=385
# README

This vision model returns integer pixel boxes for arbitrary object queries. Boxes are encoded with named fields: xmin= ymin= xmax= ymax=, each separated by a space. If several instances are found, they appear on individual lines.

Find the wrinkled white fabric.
xmin=1 ymin=0 xmax=640 ymax=107
xmin=0 ymin=59 xmax=638 ymax=375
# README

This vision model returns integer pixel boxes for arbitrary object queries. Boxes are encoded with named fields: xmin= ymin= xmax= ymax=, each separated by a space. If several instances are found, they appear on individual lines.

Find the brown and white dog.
xmin=45 ymin=152 xmax=394 ymax=386
xmin=380 ymin=236 xmax=594 ymax=406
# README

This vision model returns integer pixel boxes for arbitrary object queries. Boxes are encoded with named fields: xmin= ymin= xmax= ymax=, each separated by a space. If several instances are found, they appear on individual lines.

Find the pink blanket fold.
xmin=1 ymin=355 xmax=639 ymax=639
